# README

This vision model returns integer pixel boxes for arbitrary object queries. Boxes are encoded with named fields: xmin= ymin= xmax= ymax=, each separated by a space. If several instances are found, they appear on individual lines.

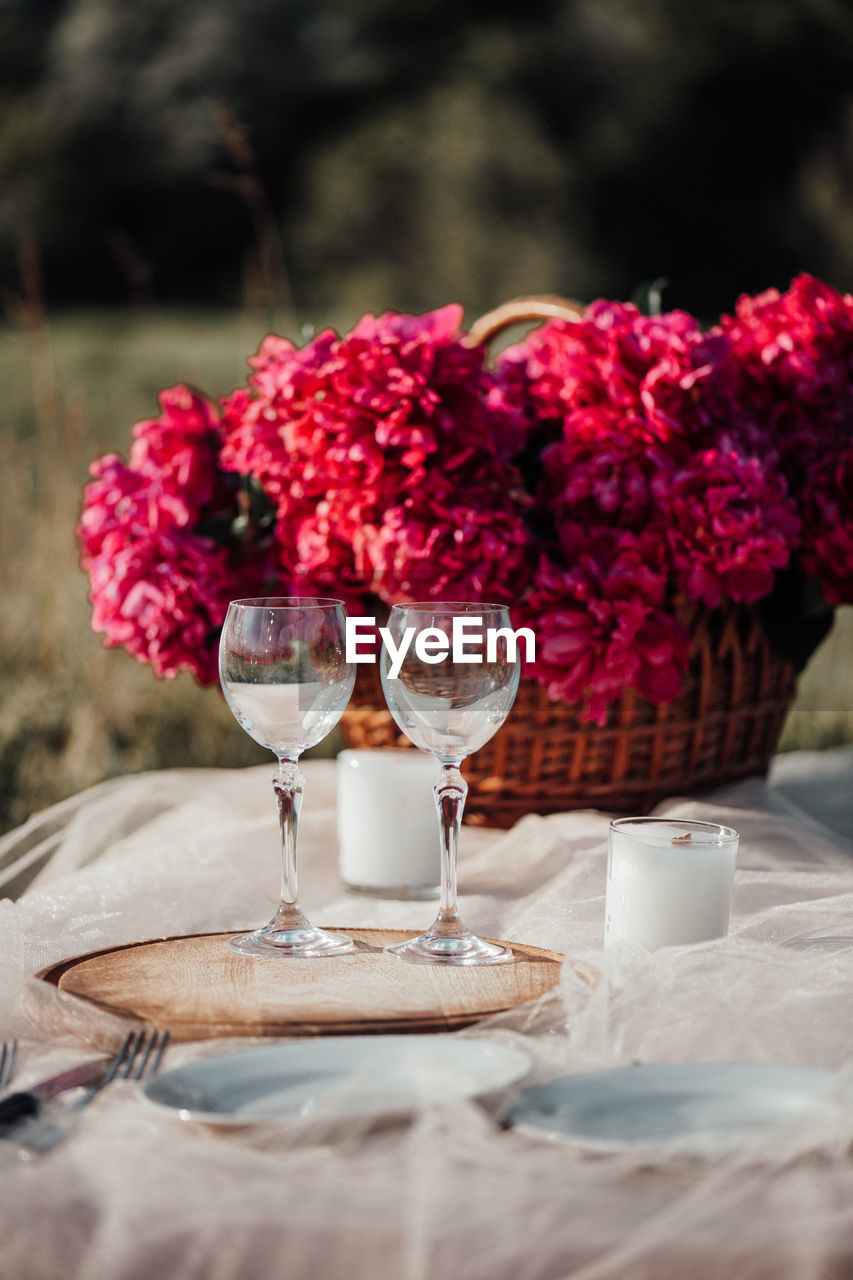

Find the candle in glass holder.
xmin=337 ymin=749 xmax=441 ymax=898
xmin=605 ymin=818 xmax=739 ymax=950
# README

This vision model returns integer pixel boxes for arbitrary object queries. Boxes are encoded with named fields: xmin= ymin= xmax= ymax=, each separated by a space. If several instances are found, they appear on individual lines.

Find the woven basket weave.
xmin=338 ymin=298 xmax=799 ymax=827
xmin=339 ymin=598 xmax=796 ymax=826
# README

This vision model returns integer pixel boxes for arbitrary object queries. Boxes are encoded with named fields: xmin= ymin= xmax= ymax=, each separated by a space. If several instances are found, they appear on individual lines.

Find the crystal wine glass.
xmin=219 ymin=597 xmax=356 ymax=957
xmin=380 ymin=601 xmax=521 ymax=964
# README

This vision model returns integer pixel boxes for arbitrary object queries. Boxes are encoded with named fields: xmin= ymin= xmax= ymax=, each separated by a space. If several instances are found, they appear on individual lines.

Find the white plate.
xmin=506 ymin=1062 xmax=837 ymax=1153
xmin=144 ymin=1035 xmax=532 ymax=1125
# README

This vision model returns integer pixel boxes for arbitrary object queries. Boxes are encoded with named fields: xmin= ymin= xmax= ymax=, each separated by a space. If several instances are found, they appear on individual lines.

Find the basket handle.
xmin=463 ymin=294 xmax=586 ymax=348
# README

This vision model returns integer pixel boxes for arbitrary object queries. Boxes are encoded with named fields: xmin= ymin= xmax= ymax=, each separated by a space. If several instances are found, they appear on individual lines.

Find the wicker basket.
xmin=338 ymin=298 xmax=799 ymax=827
xmin=340 ymin=598 xmax=797 ymax=826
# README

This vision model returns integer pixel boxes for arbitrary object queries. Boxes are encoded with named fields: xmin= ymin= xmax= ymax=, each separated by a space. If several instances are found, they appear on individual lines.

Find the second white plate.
xmin=505 ymin=1062 xmax=837 ymax=1153
xmin=145 ymin=1034 xmax=531 ymax=1125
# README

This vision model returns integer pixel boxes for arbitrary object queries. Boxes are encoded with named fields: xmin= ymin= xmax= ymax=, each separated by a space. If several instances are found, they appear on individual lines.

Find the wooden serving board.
xmin=36 ymin=929 xmax=564 ymax=1042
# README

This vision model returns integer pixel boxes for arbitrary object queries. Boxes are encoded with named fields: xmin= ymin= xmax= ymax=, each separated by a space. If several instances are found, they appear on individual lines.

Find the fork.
xmin=13 ymin=1029 xmax=169 ymax=1155
xmin=43 ymin=1027 xmax=171 ymax=1115
xmin=0 ymin=1040 xmax=17 ymax=1093
xmin=94 ymin=1028 xmax=171 ymax=1093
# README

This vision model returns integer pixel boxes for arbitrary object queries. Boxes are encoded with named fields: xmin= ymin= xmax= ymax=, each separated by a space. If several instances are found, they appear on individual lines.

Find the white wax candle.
xmin=337 ymin=750 xmax=441 ymax=898
xmin=605 ymin=818 xmax=739 ymax=950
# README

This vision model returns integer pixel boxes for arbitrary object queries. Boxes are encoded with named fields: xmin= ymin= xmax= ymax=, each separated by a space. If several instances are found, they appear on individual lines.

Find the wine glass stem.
xmin=273 ymin=759 xmax=308 ymax=928
xmin=434 ymin=764 xmax=467 ymax=930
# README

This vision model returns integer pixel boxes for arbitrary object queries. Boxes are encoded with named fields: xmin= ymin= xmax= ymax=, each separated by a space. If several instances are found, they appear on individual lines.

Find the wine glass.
xmin=380 ymin=601 xmax=521 ymax=964
xmin=219 ymin=597 xmax=356 ymax=957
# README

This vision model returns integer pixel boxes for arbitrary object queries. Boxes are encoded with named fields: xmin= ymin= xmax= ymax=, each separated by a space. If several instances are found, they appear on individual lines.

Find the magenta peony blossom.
xmin=660 ymin=450 xmax=801 ymax=608
xmin=86 ymin=528 xmax=242 ymax=684
xmin=720 ymin=274 xmax=853 ymax=469
xmin=496 ymin=299 xmax=732 ymax=451
xmin=129 ymin=385 xmax=222 ymax=506
xmin=220 ymin=305 xmax=525 ymax=511
xmin=79 ymin=284 xmax=852 ymax=712
xmin=80 ymin=384 xmax=233 ymax=550
xmin=365 ymin=472 xmax=532 ymax=604
xmin=219 ymin=304 xmax=529 ymax=592
xmin=273 ymin=495 xmax=373 ymax=598
xmin=799 ymin=444 xmax=853 ymax=605
xmin=539 ymin=415 xmax=677 ymax=529
xmin=78 ymin=453 xmax=165 ymax=559
xmin=78 ymin=384 xmax=280 ymax=683
xmin=522 ymin=527 xmax=690 ymax=723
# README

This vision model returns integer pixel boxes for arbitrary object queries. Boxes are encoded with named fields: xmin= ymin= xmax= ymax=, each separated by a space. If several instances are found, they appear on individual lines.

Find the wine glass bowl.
xmin=380 ymin=602 xmax=522 ymax=964
xmin=382 ymin=653 xmax=519 ymax=762
xmin=219 ymin=597 xmax=355 ymax=958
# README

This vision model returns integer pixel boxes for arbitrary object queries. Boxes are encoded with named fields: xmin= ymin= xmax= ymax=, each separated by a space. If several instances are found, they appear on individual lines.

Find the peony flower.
xmin=660 ymin=450 xmax=800 ymax=608
xmin=496 ymin=300 xmax=732 ymax=452
xmin=84 ymin=527 xmax=239 ymax=683
xmin=219 ymin=304 xmax=528 ymax=591
xmin=365 ymin=472 xmax=532 ymax=604
xmin=720 ymin=273 xmax=853 ymax=472
xmin=538 ymin=411 xmax=679 ymax=529
xmin=78 ymin=385 xmax=281 ymax=683
xmin=129 ymin=384 xmax=219 ymax=474
xmin=77 ymin=453 xmax=165 ymax=559
xmin=521 ymin=527 xmax=690 ymax=722
xmin=273 ymin=494 xmax=373 ymax=598
xmin=218 ymin=331 xmax=339 ymax=506
xmin=79 ymin=284 xmax=852 ymax=718
xmin=798 ymin=444 xmax=853 ymax=605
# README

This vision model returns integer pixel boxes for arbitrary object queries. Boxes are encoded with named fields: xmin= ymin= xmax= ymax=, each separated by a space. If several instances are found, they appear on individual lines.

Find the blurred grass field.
xmin=1 ymin=306 xmax=852 ymax=836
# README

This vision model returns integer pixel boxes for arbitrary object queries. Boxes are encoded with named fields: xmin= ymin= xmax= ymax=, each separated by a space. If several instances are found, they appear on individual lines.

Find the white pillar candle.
xmin=337 ymin=750 xmax=441 ymax=898
xmin=605 ymin=818 xmax=739 ymax=950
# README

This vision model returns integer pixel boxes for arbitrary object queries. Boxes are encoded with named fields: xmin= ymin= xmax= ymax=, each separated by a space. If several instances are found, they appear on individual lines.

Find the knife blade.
xmin=0 ymin=1058 xmax=110 ymax=1130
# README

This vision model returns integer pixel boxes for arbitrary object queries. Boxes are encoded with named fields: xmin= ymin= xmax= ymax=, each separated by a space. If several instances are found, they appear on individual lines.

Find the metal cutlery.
xmin=0 ymin=1028 xmax=170 ymax=1136
xmin=0 ymin=1039 xmax=16 ymax=1092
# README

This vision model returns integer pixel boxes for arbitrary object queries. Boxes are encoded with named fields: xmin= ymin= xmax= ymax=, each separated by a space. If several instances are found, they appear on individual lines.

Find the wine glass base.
xmin=229 ymin=925 xmax=354 ymax=958
xmin=385 ymin=932 xmax=513 ymax=966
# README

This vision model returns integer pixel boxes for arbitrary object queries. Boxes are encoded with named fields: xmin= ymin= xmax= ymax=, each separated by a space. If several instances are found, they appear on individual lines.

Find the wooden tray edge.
xmin=34 ymin=929 xmax=566 ymax=1040
xmin=34 ymin=928 xmax=565 ymax=989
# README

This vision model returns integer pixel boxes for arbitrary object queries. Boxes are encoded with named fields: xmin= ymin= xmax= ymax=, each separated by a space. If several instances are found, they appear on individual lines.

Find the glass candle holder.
xmin=605 ymin=818 xmax=739 ymax=950
xmin=337 ymin=749 xmax=441 ymax=899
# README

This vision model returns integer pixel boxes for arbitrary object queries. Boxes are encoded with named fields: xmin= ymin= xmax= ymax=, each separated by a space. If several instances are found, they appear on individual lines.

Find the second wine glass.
xmin=380 ymin=601 xmax=521 ymax=964
xmin=219 ymin=596 xmax=355 ymax=958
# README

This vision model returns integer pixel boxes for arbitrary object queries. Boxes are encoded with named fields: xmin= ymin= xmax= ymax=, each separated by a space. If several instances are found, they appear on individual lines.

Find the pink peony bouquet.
xmin=78 ymin=274 xmax=853 ymax=722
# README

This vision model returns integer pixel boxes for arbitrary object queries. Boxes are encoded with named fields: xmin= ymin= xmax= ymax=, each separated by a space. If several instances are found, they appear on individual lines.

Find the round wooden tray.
xmin=36 ymin=929 xmax=564 ymax=1042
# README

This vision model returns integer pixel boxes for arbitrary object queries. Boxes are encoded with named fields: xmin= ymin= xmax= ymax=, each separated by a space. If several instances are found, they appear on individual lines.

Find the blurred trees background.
xmin=1 ymin=0 xmax=852 ymax=323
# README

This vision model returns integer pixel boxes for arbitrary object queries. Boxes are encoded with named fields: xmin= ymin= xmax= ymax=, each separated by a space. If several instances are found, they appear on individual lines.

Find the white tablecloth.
xmin=0 ymin=749 xmax=851 ymax=1280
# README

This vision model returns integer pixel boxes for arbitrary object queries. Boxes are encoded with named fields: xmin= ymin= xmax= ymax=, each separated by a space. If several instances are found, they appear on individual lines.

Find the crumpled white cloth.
xmin=0 ymin=749 xmax=851 ymax=1280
